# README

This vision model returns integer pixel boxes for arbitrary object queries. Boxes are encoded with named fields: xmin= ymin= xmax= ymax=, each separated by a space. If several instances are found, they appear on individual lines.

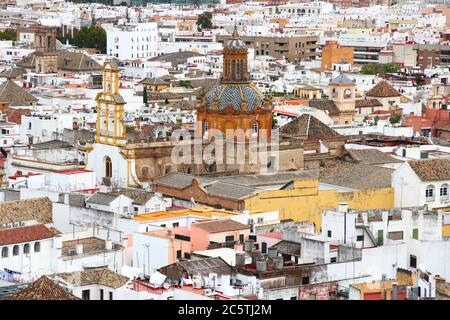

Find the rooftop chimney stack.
xmin=338 ymin=202 xmax=348 ymax=213
xmin=268 ymin=248 xmax=278 ymax=259
xmin=273 ymin=257 xmax=284 ymax=270
xmin=244 ymin=239 xmax=255 ymax=253
xmin=256 ymin=259 xmax=267 ymax=273
xmin=235 ymin=253 xmax=246 ymax=267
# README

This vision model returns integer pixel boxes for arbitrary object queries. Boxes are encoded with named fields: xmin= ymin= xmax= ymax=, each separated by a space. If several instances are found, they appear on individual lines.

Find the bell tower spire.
xmin=222 ymin=24 xmax=248 ymax=83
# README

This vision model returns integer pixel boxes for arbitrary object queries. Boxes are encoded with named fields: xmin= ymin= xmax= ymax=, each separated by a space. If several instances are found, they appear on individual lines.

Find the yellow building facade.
xmin=244 ymin=178 xmax=394 ymax=233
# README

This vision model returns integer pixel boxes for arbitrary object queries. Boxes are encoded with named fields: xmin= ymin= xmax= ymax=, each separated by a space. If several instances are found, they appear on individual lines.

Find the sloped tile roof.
xmin=2 ymin=276 xmax=79 ymax=300
xmin=319 ymin=160 xmax=393 ymax=190
xmin=177 ymin=257 xmax=232 ymax=277
xmin=0 ymin=67 xmax=27 ymax=79
xmin=0 ymin=197 xmax=52 ymax=225
xmin=330 ymin=74 xmax=355 ymax=85
xmin=280 ymin=114 xmax=344 ymax=140
xmin=4 ymin=107 xmax=31 ymax=124
xmin=308 ymin=99 xmax=340 ymax=116
xmin=0 ymin=80 xmax=38 ymax=105
xmin=0 ymin=224 xmax=54 ymax=246
xmin=366 ymin=80 xmax=401 ymax=98
xmin=355 ymin=99 xmax=383 ymax=108
xmin=57 ymin=268 xmax=129 ymax=289
xmin=347 ymin=149 xmax=402 ymax=165
xmin=192 ymin=219 xmax=249 ymax=233
xmin=408 ymin=158 xmax=450 ymax=181
xmin=86 ymin=192 xmax=121 ymax=205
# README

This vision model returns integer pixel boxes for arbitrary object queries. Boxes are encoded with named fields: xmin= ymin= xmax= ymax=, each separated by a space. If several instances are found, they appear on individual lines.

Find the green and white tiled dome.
xmin=204 ymin=83 xmax=266 ymax=112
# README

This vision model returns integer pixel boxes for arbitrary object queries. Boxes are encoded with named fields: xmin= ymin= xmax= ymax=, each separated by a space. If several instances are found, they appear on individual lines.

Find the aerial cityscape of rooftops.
xmin=0 ymin=0 xmax=449 ymax=303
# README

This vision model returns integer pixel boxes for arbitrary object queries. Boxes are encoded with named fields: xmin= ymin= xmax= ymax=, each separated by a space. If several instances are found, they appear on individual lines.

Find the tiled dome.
xmin=227 ymin=38 xmax=246 ymax=49
xmin=204 ymin=83 xmax=266 ymax=112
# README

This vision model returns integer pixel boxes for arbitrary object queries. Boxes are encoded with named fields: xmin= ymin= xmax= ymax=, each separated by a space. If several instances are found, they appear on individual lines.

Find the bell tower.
xmin=34 ymin=25 xmax=58 ymax=74
xmin=95 ymin=61 xmax=126 ymax=145
xmin=222 ymin=26 xmax=249 ymax=83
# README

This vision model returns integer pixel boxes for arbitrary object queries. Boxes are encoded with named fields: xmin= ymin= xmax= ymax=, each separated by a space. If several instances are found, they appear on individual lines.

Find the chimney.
xmin=244 ymin=239 xmax=254 ymax=253
xmin=268 ymin=248 xmax=278 ymax=259
xmin=235 ymin=253 xmax=246 ymax=267
xmin=273 ymin=257 xmax=284 ymax=270
xmin=256 ymin=259 xmax=267 ymax=272
xmin=75 ymin=244 xmax=83 ymax=255
xmin=251 ymin=250 xmax=262 ymax=264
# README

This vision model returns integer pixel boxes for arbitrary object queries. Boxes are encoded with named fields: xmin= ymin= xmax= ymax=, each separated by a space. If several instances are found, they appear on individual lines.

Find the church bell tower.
xmin=95 ymin=61 xmax=126 ymax=145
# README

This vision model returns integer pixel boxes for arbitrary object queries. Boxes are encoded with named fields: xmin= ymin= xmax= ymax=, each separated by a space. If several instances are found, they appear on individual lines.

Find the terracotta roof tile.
xmin=0 ymin=197 xmax=52 ymax=225
xmin=366 ymin=80 xmax=401 ymax=98
xmin=0 ymin=224 xmax=54 ymax=246
xmin=280 ymin=114 xmax=344 ymax=140
xmin=192 ymin=219 xmax=249 ymax=233
xmin=57 ymin=268 xmax=129 ymax=289
xmin=3 ymin=276 xmax=79 ymax=300
xmin=408 ymin=158 xmax=450 ymax=181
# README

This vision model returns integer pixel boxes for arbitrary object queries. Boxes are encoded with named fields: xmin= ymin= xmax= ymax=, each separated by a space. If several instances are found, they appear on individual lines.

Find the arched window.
xmin=425 ymin=185 xmax=435 ymax=202
xmin=252 ymin=121 xmax=259 ymax=135
xmin=1 ymin=247 xmax=7 ymax=258
xmin=344 ymin=88 xmax=352 ymax=98
xmin=34 ymin=242 xmax=40 ymax=253
xmin=13 ymin=245 xmax=19 ymax=256
xmin=105 ymin=156 xmax=112 ymax=178
xmin=204 ymin=120 xmax=209 ymax=133
xmin=440 ymin=184 xmax=449 ymax=201
xmin=142 ymin=166 xmax=149 ymax=179
xmin=23 ymin=243 xmax=30 ymax=254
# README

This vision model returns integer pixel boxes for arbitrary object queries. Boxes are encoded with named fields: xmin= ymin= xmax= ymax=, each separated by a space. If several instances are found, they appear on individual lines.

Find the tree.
xmin=0 ymin=29 xmax=16 ymax=41
xmin=59 ymin=26 xmax=107 ymax=54
xmin=374 ymin=115 xmax=380 ymax=125
xmin=179 ymin=80 xmax=192 ymax=89
xmin=361 ymin=63 xmax=400 ymax=75
xmin=143 ymin=86 xmax=148 ymax=106
xmin=272 ymin=114 xmax=278 ymax=129
xmin=389 ymin=113 xmax=401 ymax=125
xmin=196 ymin=12 xmax=213 ymax=31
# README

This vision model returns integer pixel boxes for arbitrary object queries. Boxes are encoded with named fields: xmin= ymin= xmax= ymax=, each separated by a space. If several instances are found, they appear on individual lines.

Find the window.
xmin=302 ymin=276 xmax=310 ymax=285
xmin=239 ymin=234 xmax=244 ymax=244
xmin=252 ymin=121 xmax=259 ymax=135
xmin=204 ymin=120 xmax=209 ymax=133
xmin=176 ymin=250 xmax=182 ymax=259
xmin=377 ymin=230 xmax=384 ymax=246
xmin=1 ymin=247 xmax=8 ymax=258
xmin=425 ymin=185 xmax=435 ymax=201
xmin=109 ymin=292 xmax=113 ymax=300
xmin=100 ymin=289 xmax=104 ymax=300
xmin=34 ymin=242 xmax=40 ymax=253
xmin=290 ymin=296 xmax=297 ymax=300
xmin=82 ymin=289 xmax=90 ymax=300
xmin=23 ymin=243 xmax=30 ymax=254
xmin=412 ymin=228 xmax=419 ymax=240
xmin=173 ymin=222 xmax=179 ymax=228
xmin=225 ymin=235 xmax=235 ymax=243
xmin=356 ymin=235 xmax=364 ymax=241
xmin=105 ymin=156 xmax=112 ymax=178
xmin=13 ymin=245 xmax=19 ymax=256
xmin=327 ymin=230 xmax=332 ymax=238
xmin=440 ymin=184 xmax=449 ymax=201
xmin=388 ymin=231 xmax=403 ymax=240
xmin=410 ymin=255 xmax=417 ymax=268
xmin=330 ymin=257 xmax=337 ymax=263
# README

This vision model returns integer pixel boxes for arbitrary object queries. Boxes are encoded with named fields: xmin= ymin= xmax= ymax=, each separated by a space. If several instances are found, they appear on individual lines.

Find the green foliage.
xmin=196 ymin=12 xmax=213 ymax=31
xmin=179 ymin=80 xmax=193 ymax=89
xmin=272 ymin=114 xmax=278 ymax=129
xmin=58 ymin=26 xmax=107 ymax=54
xmin=143 ymin=86 xmax=148 ymax=106
xmin=389 ymin=113 xmax=401 ymax=124
xmin=361 ymin=63 xmax=401 ymax=75
xmin=374 ymin=115 xmax=380 ymax=125
xmin=0 ymin=29 xmax=16 ymax=41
